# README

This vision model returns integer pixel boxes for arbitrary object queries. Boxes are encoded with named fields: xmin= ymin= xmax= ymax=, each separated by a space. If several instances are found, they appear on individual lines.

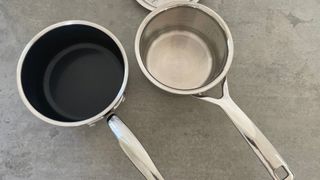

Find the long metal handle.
xmin=195 ymin=78 xmax=294 ymax=180
xmin=108 ymin=114 xmax=164 ymax=180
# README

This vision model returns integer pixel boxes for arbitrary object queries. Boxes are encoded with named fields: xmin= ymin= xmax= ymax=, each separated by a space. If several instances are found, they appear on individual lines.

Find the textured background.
xmin=0 ymin=0 xmax=319 ymax=179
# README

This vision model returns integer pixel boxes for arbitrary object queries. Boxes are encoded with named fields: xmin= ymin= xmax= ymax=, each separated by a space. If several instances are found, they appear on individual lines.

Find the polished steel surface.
xmin=135 ymin=2 xmax=294 ymax=180
xmin=195 ymin=79 xmax=294 ymax=180
xmin=136 ymin=2 xmax=233 ymax=95
xmin=108 ymin=115 xmax=164 ymax=180
xmin=136 ymin=0 xmax=200 ymax=11
xmin=146 ymin=30 xmax=213 ymax=89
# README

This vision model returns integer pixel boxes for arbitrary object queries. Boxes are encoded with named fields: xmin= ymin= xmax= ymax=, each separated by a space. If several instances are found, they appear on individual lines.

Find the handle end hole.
xmin=275 ymin=166 xmax=289 ymax=180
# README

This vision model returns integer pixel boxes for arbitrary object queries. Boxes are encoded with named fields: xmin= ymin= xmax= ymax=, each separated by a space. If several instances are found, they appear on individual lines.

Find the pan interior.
xmin=21 ymin=24 xmax=125 ymax=122
xmin=43 ymin=43 xmax=124 ymax=121
xmin=146 ymin=30 xmax=213 ymax=89
xmin=138 ymin=6 xmax=229 ymax=91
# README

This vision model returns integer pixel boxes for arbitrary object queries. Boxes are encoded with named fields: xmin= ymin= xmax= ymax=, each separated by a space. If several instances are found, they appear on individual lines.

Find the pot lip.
xmin=136 ymin=0 xmax=200 ymax=11
xmin=135 ymin=2 xmax=234 ymax=95
xmin=17 ymin=20 xmax=129 ymax=127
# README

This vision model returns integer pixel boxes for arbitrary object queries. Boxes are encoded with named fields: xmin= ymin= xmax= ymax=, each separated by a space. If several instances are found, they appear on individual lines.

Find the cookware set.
xmin=17 ymin=1 xmax=294 ymax=179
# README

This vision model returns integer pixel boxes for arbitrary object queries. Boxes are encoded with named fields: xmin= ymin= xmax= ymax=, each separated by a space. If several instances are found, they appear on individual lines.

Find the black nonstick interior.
xmin=21 ymin=24 xmax=125 ymax=122
xmin=43 ymin=43 xmax=123 ymax=121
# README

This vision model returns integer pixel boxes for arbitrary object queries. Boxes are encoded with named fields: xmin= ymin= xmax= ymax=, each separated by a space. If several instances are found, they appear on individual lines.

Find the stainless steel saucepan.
xmin=17 ymin=20 xmax=163 ymax=180
xmin=135 ymin=2 xmax=294 ymax=180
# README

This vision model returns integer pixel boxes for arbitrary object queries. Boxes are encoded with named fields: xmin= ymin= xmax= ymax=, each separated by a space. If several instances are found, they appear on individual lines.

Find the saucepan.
xmin=17 ymin=20 xmax=164 ymax=180
xmin=135 ymin=2 xmax=294 ymax=180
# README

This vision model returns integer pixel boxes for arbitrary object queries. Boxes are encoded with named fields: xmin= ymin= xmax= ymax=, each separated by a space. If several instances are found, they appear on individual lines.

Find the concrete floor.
xmin=0 ymin=0 xmax=319 ymax=179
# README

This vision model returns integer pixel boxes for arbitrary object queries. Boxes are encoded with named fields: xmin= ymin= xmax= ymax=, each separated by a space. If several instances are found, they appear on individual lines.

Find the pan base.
xmin=43 ymin=43 xmax=124 ymax=121
xmin=146 ymin=30 xmax=213 ymax=90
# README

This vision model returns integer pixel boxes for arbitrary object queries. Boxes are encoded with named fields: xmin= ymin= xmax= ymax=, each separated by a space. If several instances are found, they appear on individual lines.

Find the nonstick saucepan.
xmin=135 ymin=2 xmax=294 ymax=180
xmin=17 ymin=20 xmax=164 ymax=180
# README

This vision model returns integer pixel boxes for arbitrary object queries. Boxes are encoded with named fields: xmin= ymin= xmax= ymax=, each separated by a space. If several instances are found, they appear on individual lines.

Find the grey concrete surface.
xmin=0 ymin=0 xmax=319 ymax=179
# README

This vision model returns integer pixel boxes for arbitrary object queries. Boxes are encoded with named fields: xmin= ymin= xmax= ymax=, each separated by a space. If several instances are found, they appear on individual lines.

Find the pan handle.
xmin=194 ymin=78 xmax=294 ymax=180
xmin=107 ymin=114 xmax=164 ymax=180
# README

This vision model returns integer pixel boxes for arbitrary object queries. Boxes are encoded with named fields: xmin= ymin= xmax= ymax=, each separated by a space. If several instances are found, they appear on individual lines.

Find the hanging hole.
xmin=275 ymin=166 xmax=289 ymax=179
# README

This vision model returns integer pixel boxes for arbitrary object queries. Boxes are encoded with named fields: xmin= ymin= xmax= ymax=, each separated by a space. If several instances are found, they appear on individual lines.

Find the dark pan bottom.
xmin=43 ymin=43 xmax=124 ymax=121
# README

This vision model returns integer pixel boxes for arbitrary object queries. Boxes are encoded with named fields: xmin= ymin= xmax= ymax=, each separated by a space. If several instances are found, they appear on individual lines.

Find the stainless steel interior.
xmin=138 ymin=5 xmax=229 ymax=90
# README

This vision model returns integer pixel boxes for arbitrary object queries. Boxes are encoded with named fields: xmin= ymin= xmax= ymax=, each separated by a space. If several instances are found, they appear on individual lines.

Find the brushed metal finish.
xmin=136 ymin=0 xmax=200 ymax=11
xmin=135 ymin=2 xmax=294 ymax=179
xmin=108 ymin=115 xmax=164 ymax=180
xmin=146 ymin=30 xmax=213 ymax=89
